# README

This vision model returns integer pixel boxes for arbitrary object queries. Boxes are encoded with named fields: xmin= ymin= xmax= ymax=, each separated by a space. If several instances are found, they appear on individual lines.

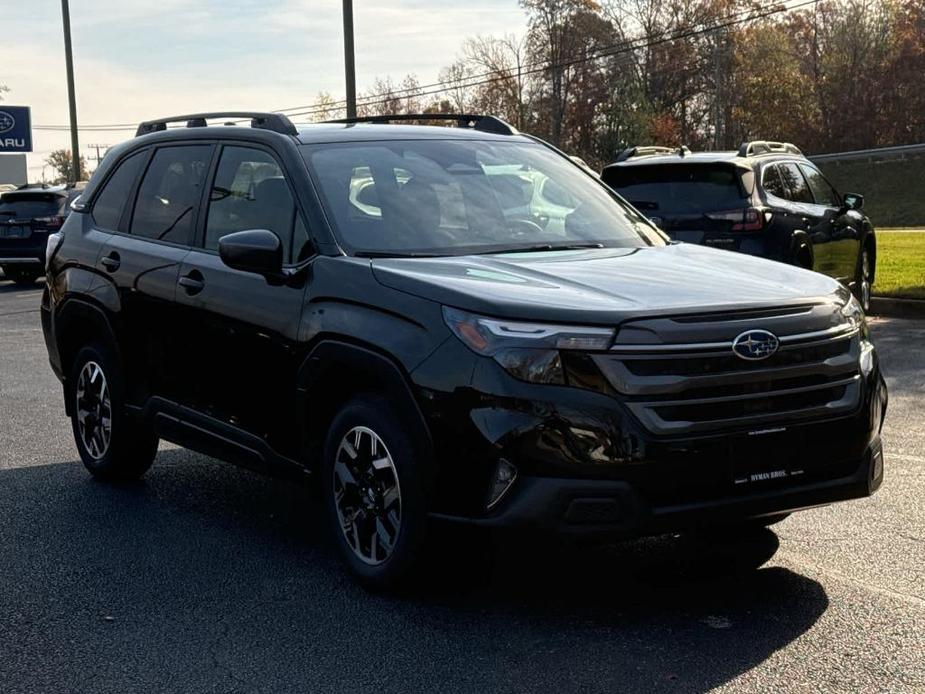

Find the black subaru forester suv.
xmin=42 ymin=113 xmax=887 ymax=587
xmin=601 ymin=142 xmax=876 ymax=312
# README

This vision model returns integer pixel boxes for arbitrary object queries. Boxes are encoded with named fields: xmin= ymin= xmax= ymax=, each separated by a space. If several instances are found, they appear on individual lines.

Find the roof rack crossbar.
xmin=737 ymin=140 xmax=803 ymax=157
xmin=135 ymin=112 xmax=298 ymax=137
xmin=324 ymin=113 xmax=518 ymax=136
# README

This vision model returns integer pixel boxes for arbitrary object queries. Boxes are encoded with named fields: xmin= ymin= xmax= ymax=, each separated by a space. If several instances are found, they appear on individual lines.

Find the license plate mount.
xmin=730 ymin=427 xmax=804 ymax=486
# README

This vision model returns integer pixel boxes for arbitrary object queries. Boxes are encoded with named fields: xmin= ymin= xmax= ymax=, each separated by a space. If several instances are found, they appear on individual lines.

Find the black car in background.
xmin=0 ymin=183 xmax=85 ymax=285
xmin=41 ymin=114 xmax=887 ymax=587
xmin=601 ymin=142 xmax=876 ymax=311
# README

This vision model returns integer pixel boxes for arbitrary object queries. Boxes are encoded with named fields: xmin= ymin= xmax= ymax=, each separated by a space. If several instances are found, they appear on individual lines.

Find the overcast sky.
xmin=1 ymin=0 xmax=528 ymax=180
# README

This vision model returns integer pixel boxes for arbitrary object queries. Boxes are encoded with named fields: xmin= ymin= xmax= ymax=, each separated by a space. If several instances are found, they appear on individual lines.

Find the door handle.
xmin=100 ymin=252 xmax=120 ymax=272
xmin=178 ymin=270 xmax=205 ymax=295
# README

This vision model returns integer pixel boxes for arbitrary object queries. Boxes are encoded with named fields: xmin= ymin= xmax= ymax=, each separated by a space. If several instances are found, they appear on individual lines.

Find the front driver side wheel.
xmin=322 ymin=394 xmax=429 ymax=589
xmin=69 ymin=343 xmax=158 ymax=480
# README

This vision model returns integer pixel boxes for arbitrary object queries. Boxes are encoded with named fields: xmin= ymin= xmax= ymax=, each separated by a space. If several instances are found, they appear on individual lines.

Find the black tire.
xmin=853 ymin=244 xmax=873 ymax=313
xmin=322 ymin=394 xmax=429 ymax=589
xmin=69 ymin=342 xmax=158 ymax=481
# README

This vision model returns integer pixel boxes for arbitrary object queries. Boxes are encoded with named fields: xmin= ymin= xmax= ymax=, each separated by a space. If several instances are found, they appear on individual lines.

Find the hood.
xmin=371 ymin=243 xmax=847 ymax=324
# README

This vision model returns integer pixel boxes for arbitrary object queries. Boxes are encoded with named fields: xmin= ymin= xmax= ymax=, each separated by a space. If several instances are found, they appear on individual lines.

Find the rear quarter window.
xmin=762 ymin=164 xmax=788 ymax=199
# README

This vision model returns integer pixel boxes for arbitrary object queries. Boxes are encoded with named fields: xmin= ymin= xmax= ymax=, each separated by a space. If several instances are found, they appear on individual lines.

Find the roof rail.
xmin=737 ymin=140 xmax=802 ymax=157
xmin=135 ymin=112 xmax=298 ymax=137
xmin=614 ymin=145 xmax=689 ymax=163
xmin=324 ymin=113 xmax=518 ymax=136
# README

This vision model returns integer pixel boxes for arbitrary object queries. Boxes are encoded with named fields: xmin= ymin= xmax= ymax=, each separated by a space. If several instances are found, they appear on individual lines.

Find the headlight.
xmin=442 ymin=306 xmax=614 ymax=384
xmin=841 ymin=294 xmax=868 ymax=336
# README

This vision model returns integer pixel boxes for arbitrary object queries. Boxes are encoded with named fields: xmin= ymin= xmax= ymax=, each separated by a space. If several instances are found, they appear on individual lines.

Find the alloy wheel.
xmin=75 ymin=361 xmax=112 ymax=460
xmin=332 ymin=426 xmax=402 ymax=565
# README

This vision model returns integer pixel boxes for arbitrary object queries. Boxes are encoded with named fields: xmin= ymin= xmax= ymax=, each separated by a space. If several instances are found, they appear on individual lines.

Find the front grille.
xmin=594 ymin=310 xmax=862 ymax=435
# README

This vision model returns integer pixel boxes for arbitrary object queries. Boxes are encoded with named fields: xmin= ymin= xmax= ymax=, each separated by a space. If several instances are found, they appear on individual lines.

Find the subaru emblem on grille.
xmin=732 ymin=329 xmax=779 ymax=361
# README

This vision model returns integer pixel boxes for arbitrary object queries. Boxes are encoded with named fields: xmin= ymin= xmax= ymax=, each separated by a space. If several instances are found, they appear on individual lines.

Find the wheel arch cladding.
xmin=296 ymin=340 xmax=434 ymax=472
xmin=55 ymin=298 xmax=119 ymax=415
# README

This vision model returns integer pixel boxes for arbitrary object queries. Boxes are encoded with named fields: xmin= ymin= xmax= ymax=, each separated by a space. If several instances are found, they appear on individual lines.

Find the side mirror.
xmin=842 ymin=192 xmax=864 ymax=211
xmin=219 ymin=229 xmax=283 ymax=277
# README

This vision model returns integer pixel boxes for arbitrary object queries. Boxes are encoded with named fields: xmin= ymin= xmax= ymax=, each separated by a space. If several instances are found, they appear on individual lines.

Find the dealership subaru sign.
xmin=0 ymin=106 xmax=33 ymax=153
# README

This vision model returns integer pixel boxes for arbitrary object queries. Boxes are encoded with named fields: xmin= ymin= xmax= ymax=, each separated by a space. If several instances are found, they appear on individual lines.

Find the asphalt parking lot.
xmin=0 ymin=279 xmax=922 ymax=694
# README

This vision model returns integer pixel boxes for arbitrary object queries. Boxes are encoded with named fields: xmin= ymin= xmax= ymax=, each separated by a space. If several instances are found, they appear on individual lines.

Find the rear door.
xmin=174 ymin=143 xmax=311 ymax=458
xmin=776 ymin=162 xmax=839 ymax=277
xmin=799 ymin=162 xmax=859 ymax=282
xmin=95 ymin=144 xmax=213 ymax=405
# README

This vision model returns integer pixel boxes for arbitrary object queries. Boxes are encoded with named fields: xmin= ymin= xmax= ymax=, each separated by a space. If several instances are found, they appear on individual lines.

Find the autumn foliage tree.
xmin=332 ymin=0 xmax=923 ymax=167
xmin=45 ymin=150 xmax=89 ymax=184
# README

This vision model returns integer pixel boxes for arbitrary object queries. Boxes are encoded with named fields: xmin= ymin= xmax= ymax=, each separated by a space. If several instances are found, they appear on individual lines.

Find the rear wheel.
xmin=322 ymin=394 xmax=429 ymax=589
xmin=854 ymin=245 xmax=873 ymax=312
xmin=69 ymin=342 xmax=158 ymax=480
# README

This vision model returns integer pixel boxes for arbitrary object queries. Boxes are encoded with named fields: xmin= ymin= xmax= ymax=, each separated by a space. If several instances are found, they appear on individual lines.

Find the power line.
xmin=273 ymin=0 xmax=816 ymax=117
xmin=32 ymin=0 xmax=821 ymax=132
xmin=282 ymin=0 xmax=822 ymax=120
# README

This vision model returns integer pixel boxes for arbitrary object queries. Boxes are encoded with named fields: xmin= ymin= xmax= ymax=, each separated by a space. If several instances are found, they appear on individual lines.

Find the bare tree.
xmin=308 ymin=91 xmax=345 ymax=122
xmin=462 ymin=34 xmax=531 ymax=128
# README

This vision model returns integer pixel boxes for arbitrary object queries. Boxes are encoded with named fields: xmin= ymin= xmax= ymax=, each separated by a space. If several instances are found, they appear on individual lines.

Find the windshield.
xmin=304 ymin=139 xmax=664 ymax=256
xmin=0 ymin=193 xmax=65 ymax=219
xmin=602 ymin=163 xmax=748 ymax=215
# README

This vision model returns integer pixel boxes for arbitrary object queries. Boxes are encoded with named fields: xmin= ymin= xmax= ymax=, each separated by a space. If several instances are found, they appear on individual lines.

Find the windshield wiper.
xmin=478 ymin=243 xmax=605 ymax=255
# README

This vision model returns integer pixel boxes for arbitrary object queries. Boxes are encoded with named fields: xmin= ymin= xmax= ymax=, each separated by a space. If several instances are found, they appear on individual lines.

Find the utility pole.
xmin=343 ymin=0 xmax=357 ymax=119
xmin=713 ymin=28 xmax=726 ymax=150
xmin=86 ymin=143 xmax=110 ymax=169
xmin=60 ymin=0 xmax=81 ymax=182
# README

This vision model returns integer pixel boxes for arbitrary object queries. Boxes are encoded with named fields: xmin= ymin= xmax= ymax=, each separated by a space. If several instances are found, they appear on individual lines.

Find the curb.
xmin=869 ymin=296 xmax=925 ymax=319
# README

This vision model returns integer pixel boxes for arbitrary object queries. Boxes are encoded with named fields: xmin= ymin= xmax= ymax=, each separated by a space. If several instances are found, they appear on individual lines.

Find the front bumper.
xmin=413 ymin=334 xmax=888 ymax=534
xmin=436 ymin=437 xmax=883 ymax=538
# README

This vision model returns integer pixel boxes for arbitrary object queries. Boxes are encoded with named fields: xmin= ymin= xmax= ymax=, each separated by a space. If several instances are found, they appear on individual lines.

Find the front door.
xmin=173 ymin=144 xmax=312 ymax=458
xmin=799 ymin=162 xmax=860 ymax=283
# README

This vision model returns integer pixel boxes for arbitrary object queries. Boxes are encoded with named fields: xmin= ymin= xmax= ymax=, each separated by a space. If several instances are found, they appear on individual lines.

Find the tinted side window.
xmin=92 ymin=152 xmax=145 ymax=231
xmin=762 ymin=164 xmax=788 ymax=200
xmin=205 ymin=146 xmax=310 ymax=263
xmin=799 ymin=164 xmax=839 ymax=207
xmin=778 ymin=163 xmax=814 ymax=204
xmin=131 ymin=146 xmax=212 ymax=244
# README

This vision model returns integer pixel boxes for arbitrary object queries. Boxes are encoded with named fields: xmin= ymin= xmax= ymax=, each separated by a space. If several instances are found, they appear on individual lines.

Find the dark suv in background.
xmin=42 ymin=114 xmax=887 ymax=587
xmin=0 ymin=183 xmax=85 ymax=285
xmin=601 ymin=141 xmax=876 ymax=311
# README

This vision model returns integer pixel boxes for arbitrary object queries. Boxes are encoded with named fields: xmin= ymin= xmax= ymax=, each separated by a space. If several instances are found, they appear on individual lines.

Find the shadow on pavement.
xmin=870 ymin=317 xmax=925 ymax=399
xmin=0 ymin=282 xmax=42 ymax=293
xmin=0 ymin=450 xmax=828 ymax=694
